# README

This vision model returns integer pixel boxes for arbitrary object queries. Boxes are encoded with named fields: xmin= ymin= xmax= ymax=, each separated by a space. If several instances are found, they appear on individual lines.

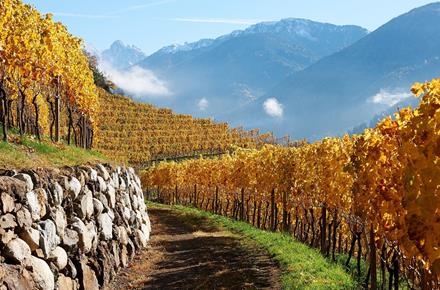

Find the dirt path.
xmin=111 ymin=207 xmax=281 ymax=290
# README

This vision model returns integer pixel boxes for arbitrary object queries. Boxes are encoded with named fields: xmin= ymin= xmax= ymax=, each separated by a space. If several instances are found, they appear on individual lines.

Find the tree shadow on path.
xmin=112 ymin=207 xmax=281 ymax=290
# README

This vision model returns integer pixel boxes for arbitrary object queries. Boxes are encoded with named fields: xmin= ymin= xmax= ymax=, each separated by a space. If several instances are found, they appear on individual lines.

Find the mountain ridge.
xmin=97 ymin=4 xmax=440 ymax=140
xmin=101 ymin=40 xmax=147 ymax=69
xmin=134 ymin=18 xmax=368 ymax=114
xmin=249 ymin=2 xmax=440 ymax=139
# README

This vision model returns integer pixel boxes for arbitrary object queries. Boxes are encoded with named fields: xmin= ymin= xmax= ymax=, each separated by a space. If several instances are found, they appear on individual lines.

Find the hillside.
xmin=0 ymin=130 xmax=105 ymax=169
xmin=1 ymin=1 xmax=439 ymax=289
xmin=95 ymin=89 xmax=275 ymax=164
xmin=248 ymin=2 xmax=440 ymax=139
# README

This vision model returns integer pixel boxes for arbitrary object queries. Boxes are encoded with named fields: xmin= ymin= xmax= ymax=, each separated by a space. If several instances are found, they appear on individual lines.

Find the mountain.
xmin=101 ymin=40 xmax=146 ymax=70
xmin=136 ymin=18 xmax=368 ymax=113
xmin=249 ymin=2 xmax=440 ymax=140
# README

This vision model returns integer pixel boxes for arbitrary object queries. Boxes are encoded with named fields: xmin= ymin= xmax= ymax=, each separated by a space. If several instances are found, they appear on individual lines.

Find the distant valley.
xmin=95 ymin=2 xmax=440 ymax=140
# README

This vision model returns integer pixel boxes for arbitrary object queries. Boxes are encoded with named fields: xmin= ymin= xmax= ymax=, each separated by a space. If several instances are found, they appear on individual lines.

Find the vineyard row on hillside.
xmin=96 ymin=90 xmax=286 ymax=164
xmin=142 ymin=79 xmax=440 ymax=289
xmin=0 ymin=0 xmax=98 ymax=147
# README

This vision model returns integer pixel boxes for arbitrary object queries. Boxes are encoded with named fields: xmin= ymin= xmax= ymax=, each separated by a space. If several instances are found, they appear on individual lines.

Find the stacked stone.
xmin=0 ymin=164 xmax=151 ymax=290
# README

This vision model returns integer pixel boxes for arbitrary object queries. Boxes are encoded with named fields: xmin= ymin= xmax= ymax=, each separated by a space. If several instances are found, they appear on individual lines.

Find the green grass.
xmin=147 ymin=202 xmax=358 ymax=290
xmin=0 ymin=129 xmax=107 ymax=169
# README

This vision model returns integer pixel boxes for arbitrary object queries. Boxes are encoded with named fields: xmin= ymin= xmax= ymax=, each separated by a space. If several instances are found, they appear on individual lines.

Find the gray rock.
xmin=120 ymin=246 xmax=128 ymax=267
xmin=112 ymin=241 xmax=120 ymax=268
xmin=16 ymin=207 xmax=32 ymax=228
xmin=51 ymin=206 xmax=66 ymax=237
xmin=88 ymin=168 xmax=98 ymax=182
xmin=0 ymin=213 xmax=17 ymax=229
xmin=4 ymin=238 xmax=31 ymax=263
xmin=71 ymin=218 xmax=93 ymax=253
xmin=92 ymin=198 xmax=104 ymax=216
xmin=28 ymin=256 xmax=55 ymax=290
xmin=49 ymin=246 xmax=68 ymax=270
xmin=26 ymin=189 xmax=47 ymax=221
xmin=0 ymin=176 xmax=27 ymax=200
xmin=0 ymin=228 xmax=16 ymax=244
xmin=57 ymin=274 xmax=78 ymax=290
xmin=117 ymin=226 xmax=128 ymax=245
xmin=112 ymin=172 xmax=120 ymax=188
xmin=119 ymin=178 xmax=126 ymax=191
xmin=135 ymin=229 xmax=148 ymax=248
xmin=80 ymin=189 xmax=94 ymax=219
xmin=14 ymin=173 xmax=33 ymax=192
xmin=63 ymin=228 xmax=79 ymax=249
xmin=135 ymin=211 xmax=143 ymax=225
xmin=107 ymin=208 xmax=115 ymax=221
xmin=38 ymin=220 xmax=60 ymax=257
xmin=97 ymin=193 xmax=109 ymax=209
xmin=0 ymin=264 xmax=35 ymax=290
xmin=50 ymin=182 xmax=63 ymax=206
xmin=1 ymin=192 xmax=15 ymax=213
xmin=141 ymin=223 xmax=151 ymax=241
xmin=131 ymin=193 xmax=139 ymax=210
xmin=19 ymin=227 xmax=40 ymax=251
xmin=67 ymin=177 xmax=81 ymax=199
xmin=122 ymin=193 xmax=132 ymax=209
xmin=65 ymin=258 xmax=78 ymax=279
xmin=96 ymin=164 xmax=110 ymax=181
xmin=97 ymin=176 xmax=107 ymax=192
xmin=106 ymin=185 xmax=116 ymax=208
xmin=138 ymin=196 xmax=146 ymax=212
xmin=123 ymin=207 xmax=131 ymax=222
xmin=80 ymin=260 xmax=99 ymax=290
xmin=86 ymin=222 xmax=98 ymax=252
xmin=97 ymin=213 xmax=112 ymax=240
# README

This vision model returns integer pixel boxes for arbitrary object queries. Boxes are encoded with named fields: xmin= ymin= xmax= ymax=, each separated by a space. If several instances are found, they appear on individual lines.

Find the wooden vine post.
xmin=240 ymin=188 xmax=245 ymax=220
xmin=321 ymin=205 xmax=327 ymax=254
xmin=270 ymin=188 xmax=276 ymax=231
xmin=0 ymin=86 xmax=7 ymax=142
xmin=369 ymin=227 xmax=377 ymax=289
xmin=282 ymin=191 xmax=288 ymax=232
xmin=193 ymin=184 xmax=197 ymax=207
xmin=54 ymin=78 xmax=60 ymax=143
xmin=215 ymin=186 xmax=219 ymax=213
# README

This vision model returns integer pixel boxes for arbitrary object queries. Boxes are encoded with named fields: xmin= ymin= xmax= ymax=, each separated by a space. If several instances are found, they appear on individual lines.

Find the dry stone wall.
xmin=0 ymin=164 xmax=151 ymax=290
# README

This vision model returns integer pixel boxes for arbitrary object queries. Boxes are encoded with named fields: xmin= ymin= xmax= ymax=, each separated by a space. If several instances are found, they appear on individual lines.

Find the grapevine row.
xmin=142 ymin=79 xmax=440 ymax=289
xmin=0 ymin=0 xmax=98 ymax=147
xmin=96 ymin=90 xmax=278 ymax=164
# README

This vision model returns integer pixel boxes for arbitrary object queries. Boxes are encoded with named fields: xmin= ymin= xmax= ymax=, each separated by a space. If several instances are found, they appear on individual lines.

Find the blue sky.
xmin=24 ymin=0 xmax=436 ymax=55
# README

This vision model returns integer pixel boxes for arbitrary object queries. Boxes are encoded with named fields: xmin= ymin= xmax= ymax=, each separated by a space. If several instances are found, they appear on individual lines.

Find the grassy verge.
xmin=147 ymin=201 xmax=358 ymax=290
xmin=0 ymin=130 xmax=107 ymax=169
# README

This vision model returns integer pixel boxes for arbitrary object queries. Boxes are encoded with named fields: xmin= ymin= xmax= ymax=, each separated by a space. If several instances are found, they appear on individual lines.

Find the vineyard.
xmin=0 ymin=0 xmax=97 ymax=148
xmin=96 ymin=89 xmax=279 ymax=164
xmin=142 ymin=79 xmax=440 ymax=289
xmin=0 ymin=0 xmax=278 ymax=163
xmin=1 ymin=0 xmax=440 ymax=288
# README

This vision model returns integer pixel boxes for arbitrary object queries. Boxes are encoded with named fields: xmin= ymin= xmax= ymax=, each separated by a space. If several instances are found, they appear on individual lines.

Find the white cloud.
xmin=99 ymin=62 xmax=171 ymax=98
xmin=369 ymin=89 xmax=411 ymax=106
xmin=197 ymin=98 xmax=209 ymax=111
xmin=168 ymin=18 xmax=264 ymax=25
xmin=241 ymin=88 xmax=258 ymax=101
xmin=263 ymin=98 xmax=283 ymax=118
